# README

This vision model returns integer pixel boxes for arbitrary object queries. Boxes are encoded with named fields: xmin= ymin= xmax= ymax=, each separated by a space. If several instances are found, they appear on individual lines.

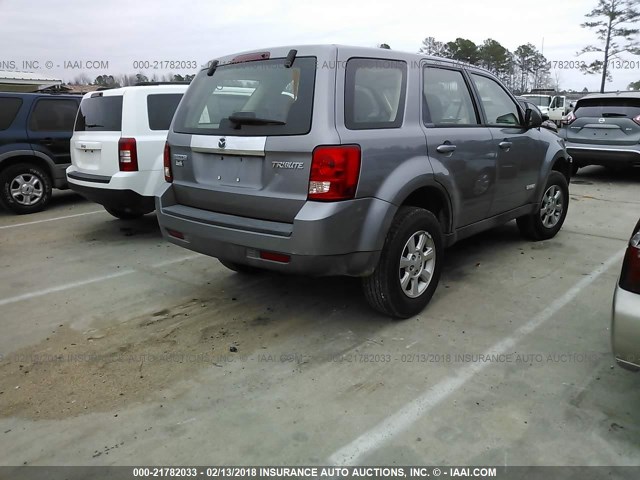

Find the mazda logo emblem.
xmin=218 ymin=138 xmax=226 ymax=149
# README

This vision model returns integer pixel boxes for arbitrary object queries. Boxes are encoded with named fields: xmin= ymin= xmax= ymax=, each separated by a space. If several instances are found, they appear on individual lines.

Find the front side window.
xmin=345 ymin=58 xmax=407 ymax=130
xmin=173 ymin=56 xmax=317 ymax=136
xmin=470 ymin=74 xmax=521 ymax=126
xmin=423 ymin=67 xmax=478 ymax=126
xmin=29 ymin=99 xmax=78 ymax=132
xmin=0 ymin=97 xmax=23 ymax=130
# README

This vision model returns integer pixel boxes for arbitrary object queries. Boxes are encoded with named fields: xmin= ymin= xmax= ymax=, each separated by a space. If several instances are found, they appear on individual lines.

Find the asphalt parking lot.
xmin=0 ymin=166 xmax=639 ymax=467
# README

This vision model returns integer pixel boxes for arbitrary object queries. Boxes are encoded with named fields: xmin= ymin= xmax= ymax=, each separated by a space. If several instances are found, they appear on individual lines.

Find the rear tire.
xmin=219 ymin=260 xmax=262 ymax=274
xmin=362 ymin=206 xmax=443 ymax=319
xmin=516 ymin=171 xmax=569 ymax=241
xmin=104 ymin=206 xmax=153 ymax=220
xmin=0 ymin=162 xmax=52 ymax=215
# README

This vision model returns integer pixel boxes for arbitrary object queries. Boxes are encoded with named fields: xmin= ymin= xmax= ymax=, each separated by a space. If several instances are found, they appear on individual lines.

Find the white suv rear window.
xmin=75 ymin=95 xmax=123 ymax=132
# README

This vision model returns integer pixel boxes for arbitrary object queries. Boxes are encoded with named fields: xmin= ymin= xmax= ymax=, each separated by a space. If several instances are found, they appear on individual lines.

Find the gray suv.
xmin=156 ymin=45 xmax=571 ymax=318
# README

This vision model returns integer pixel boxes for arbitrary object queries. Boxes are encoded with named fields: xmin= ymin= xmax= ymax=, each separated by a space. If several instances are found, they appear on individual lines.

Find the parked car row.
xmin=0 ymin=46 xmax=636 ymax=366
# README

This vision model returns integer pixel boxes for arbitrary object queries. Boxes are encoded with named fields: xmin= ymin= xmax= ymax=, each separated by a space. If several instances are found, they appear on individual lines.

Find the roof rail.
xmin=134 ymin=81 xmax=191 ymax=86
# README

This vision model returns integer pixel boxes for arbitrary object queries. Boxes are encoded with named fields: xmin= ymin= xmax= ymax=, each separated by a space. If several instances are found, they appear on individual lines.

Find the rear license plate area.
xmin=194 ymin=153 xmax=263 ymax=189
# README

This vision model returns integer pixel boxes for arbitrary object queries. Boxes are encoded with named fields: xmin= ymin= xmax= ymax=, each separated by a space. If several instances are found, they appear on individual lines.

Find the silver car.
xmin=561 ymin=92 xmax=640 ymax=174
xmin=612 ymin=218 xmax=640 ymax=371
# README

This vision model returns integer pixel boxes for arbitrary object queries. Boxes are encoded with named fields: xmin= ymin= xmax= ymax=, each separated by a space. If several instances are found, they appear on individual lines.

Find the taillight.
xmin=163 ymin=142 xmax=173 ymax=183
xmin=118 ymin=138 xmax=138 ymax=172
xmin=563 ymin=111 xmax=576 ymax=125
xmin=633 ymin=114 xmax=640 ymax=126
xmin=620 ymin=232 xmax=640 ymax=294
xmin=308 ymin=145 xmax=361 ymax=201
xmin=259 ymin=251 xmax=290 ymax=263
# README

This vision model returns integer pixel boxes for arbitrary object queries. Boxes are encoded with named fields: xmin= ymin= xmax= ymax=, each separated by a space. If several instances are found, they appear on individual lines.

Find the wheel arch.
xmin=0 ymin=150 xmax=56 ymax=180
xmin=396 ymin=183 xmax=453 ymax=235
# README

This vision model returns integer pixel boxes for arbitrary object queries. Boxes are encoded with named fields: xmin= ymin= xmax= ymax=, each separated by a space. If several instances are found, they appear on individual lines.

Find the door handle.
xmin=499 ymin=141 xmax=512 ymax=150
xmin=436 ymin=144 xmax=457 ymax=154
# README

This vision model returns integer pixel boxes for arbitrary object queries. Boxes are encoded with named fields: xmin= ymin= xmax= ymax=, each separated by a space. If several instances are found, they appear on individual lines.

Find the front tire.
xmin=517 ymin=171 xmax=569 ymax=241
xmin=0 ymin=163 xmax=52 ymax=214
xmin=363 ymin=206 xmax=443 ymax=319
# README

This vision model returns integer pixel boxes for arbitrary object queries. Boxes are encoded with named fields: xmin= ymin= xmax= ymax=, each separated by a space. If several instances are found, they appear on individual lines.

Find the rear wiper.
xmin=228 ymin=112 xmax=285 ymax=127
xmin=601 ymin=113 xmax=626 ymax=117
xmin=85 ymin=123 xmax=104 ymax=128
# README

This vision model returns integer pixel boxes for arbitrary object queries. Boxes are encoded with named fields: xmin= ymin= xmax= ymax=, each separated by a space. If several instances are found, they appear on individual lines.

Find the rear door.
xmin=169 ymin=52 xmax=323 ymax=224
xmin=71 ymin=92 xmax=123 ymax=176
xmin=565 ymin=97 xmax=640 ymax=146
xmin=420 ymin=66 xmax=496 ymax=227
xmin=26 ymin=97 xmax=79 ymax=167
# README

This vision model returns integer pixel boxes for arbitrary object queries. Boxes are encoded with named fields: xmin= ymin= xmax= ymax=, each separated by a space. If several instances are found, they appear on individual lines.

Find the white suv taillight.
xmin=118 ymin=137 xmax=138 ymax=172
xmin=308 ymin=145 xmax=361 ymax=201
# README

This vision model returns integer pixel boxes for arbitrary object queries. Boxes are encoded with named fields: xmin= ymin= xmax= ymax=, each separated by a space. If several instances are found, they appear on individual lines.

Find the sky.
xmin=0 ymin=0 xmax=639 ymax=91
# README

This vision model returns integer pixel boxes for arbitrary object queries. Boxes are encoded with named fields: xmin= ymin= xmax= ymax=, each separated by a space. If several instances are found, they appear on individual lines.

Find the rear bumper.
xmin=70 ymin=182 xmax=155 ymax=211
xmin=155 ymin=184 xmax=395 ymax=277
xmin=566 ymin=144 xmax=640 ymax=167
xmin=611 ymin=285 xmax=640 ymax=372
xmin=66 ymin=165 xmax=165 ymax=197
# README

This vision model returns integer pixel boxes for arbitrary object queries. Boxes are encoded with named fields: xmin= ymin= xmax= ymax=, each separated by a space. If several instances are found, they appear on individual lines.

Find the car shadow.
xmin=573 ymin=165 xmax=640 ymax=184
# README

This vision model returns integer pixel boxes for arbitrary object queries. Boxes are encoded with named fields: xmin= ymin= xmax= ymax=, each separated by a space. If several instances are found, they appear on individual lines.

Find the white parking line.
xmin=0 ymin=254 xmax=202 ymax=307
xmin=0 ymin=210 xmax=104 ymax=230
xmin=328 ymin=250 xmax=626 ymax=466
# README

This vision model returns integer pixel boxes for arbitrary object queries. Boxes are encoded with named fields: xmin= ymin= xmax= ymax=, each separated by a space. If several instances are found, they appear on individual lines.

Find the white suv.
xmin=66 ymin=84 xmax=187 ymax=219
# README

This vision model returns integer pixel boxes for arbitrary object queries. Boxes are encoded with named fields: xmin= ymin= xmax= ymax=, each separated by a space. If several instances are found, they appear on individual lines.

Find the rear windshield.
xmin=74 ymin=95 xmax=123 ymax=131
xmin=173 ymin=56 xmax=316 ymax=136
xmin=0 ymin=97 xmax=22 ymax=130
xmin=147 ymin=93 xmax=183 ymax=130
xmin=574 ymin=98 xmax=640 ymax=118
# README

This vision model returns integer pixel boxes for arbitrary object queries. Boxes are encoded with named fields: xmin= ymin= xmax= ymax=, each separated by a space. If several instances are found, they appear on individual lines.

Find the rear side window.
xmin=423 ymin=67 xmax=478 ymax=126
xmin=470 ymin=74 xmax=521 ymax=126
xmin=173 ymin=56 xmax=317 ymax=136
xmin=574 ymin=98 xmax=640 ymax=118
xmin=28 ymin=99 xmax=78 ymax=132
xmin=345 ymin=58 xmax=407 ymax=130
xmin=147 ymin=93 xmax=183 ymax=130
xmin=0 ymin=97 xmax=23 ymax=130
xmin=75 ymin=95 xmax=123 ymax=131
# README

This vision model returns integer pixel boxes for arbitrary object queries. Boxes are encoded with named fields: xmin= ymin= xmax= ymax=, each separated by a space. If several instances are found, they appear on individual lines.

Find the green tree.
xmin=515 ymin=45 xmax=550 ymax=91
xmin=629 ymin=80 xmax=640 ymax=90
xmin=93 ymin=74 xmax=119 ymax=87
xmin=479 ymin=39 xmax=511 ymax=79
xmin=135 ymin=73 xmax=149 ymax=84
xmin=578 ymin=0 xmax=640 ymax=93
xmin=418 ymin=37 xmax=451 ymax=57
xmin=378 ymin=43 xmax=391 ymax=49
xmin=445 ymin=38 xmax=480 ymax=64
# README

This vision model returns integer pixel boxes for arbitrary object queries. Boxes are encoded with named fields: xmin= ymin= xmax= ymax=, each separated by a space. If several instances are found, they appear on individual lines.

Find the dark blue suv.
xmin=0 ymin=93 xmax=81 ymax=214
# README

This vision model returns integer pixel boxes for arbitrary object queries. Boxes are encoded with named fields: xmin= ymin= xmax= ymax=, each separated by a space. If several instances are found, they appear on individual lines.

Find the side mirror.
xmin=526 ymin=108 xmax=543 ymax=128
